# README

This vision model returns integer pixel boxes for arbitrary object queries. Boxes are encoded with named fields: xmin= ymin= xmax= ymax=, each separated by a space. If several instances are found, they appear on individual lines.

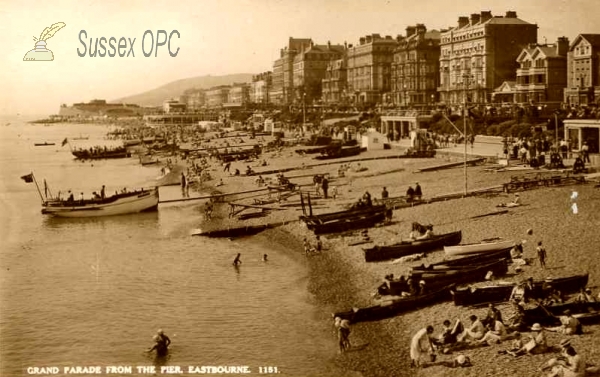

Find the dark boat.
xmin=194 ymin=224 xmax=269 ymax=238
xmin=363 ymin=231 xmax=462 ymax=262
xmin=411 ymin=247 xmax=512 ymax=272
xmin=452 ymin=274 xmax=589 ymax=306
xmin=524 ymin=302 xmax=600 ymax=326
xmin=334 ymin=284 xmax=455 ymax=323
xmin=300 ymin=204 xmax=387 ymax=235
xmin=384 ymin=259 xmax=509 ymax=296
xmin=314 ymin=145 xmax=362 ymax=160
xmin=301 ymin=204 xmax=386 ymax=223
xmin=34 ymin=142 xmax=55 ymax=146
xmin=72 ymin=147 xmax=131 ymax=160
xmin=306 ymin=211 xmax=386 ymax=235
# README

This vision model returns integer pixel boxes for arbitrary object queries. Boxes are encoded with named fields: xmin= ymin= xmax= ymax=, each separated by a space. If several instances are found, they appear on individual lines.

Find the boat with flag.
xmin=20 ymin=172 xmax=159 ymax=217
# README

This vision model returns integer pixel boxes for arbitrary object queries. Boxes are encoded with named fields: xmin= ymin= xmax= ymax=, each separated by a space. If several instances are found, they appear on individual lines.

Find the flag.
xmin=20 ymin=173 xmax=34 ymax=183
xmin=61 ymin=137 xmax=68 ymax=147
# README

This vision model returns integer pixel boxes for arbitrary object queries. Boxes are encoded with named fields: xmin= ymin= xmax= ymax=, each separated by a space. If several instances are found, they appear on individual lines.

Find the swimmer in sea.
xmin=233 ymin=253 xmax=242 ymax=266
xmin=147 ymin=335 xmax=168 ymax=357
xmin=262 ymin=254 xmax=268 ymax=262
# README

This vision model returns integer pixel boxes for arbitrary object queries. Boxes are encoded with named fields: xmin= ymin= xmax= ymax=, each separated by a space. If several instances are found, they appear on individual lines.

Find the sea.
xmin=0 ymin=117 xmax=354 ymax=377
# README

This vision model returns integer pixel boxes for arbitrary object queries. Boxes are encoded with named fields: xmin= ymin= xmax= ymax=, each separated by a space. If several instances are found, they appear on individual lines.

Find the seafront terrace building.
xmin=347 ymin=34 xmax=398 ymax=105
xmin=564 ymin=34 xmax=600 ymax=105
xmin=515 ymin=38 xmax=569 ymax=104
xmin=250 ymin=72 xmax=272 ymax=104
xmin=206 ymin=86 xmax=231 ymax=108
xmin=391 ymin=24 xmax=441 ymax=107
xmin=292 ymin=41 xmax=345 ymax=104
xmin=322 ymin=57 xmax=348 ymax=105
xmin=225 ymin=83 xmax=250 ymax=108
xmin=380 ymin=109 xmax=434 ymax=141
xmin=271 ymin=37 xmax=313 ymax=105
xmin=181 ymin=89 xmax=206 ymax=111
xmin=438 ymin=11 xmax=538 ymax=105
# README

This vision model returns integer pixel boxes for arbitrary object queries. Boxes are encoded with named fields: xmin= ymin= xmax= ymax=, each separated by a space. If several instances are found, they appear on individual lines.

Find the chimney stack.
xmin=327 ymin=40 xmax=331 ymax=49
xmin=470 ymin=13 xmax=481 ymax=25
xmin=365 ymin=35 xmax=373 ymax=43
xmin=480 ymin=11 xmax=492 ymax=23
xmin=556 ymin=36 xmax=569 ymax=56
xmin=359 ymin=37 xmax=366 ymax=45
xmin=505 ymin=11 xmax=517 ymax=18
xmin=416 ymin=24 xmax=427 ymax=35
xmin=458 ymin=16 xmax=469 ymax=28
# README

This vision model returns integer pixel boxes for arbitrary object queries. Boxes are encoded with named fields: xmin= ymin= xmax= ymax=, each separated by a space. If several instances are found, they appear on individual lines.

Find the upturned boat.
xmin=41 ymin=187 xmax=159 ymax=217
xmin=444 ymin=239 xmax=516 ymax=256
xmin=364 ymin=230 xmax=462 ymax=262
xmin=412 ymin=247 xmax=512 ymax=272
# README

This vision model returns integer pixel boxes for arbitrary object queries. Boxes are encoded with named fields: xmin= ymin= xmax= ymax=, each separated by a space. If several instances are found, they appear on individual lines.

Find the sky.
xmin=1 ymin=0 xmax=598 ymax=116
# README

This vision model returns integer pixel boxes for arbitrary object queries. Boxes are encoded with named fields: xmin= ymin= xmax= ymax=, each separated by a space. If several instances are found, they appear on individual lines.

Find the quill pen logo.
xmin=23 ymin=22 xmax=66 ymax=61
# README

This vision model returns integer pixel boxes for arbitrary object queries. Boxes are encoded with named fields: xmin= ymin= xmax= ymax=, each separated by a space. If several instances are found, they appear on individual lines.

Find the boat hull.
xmin=334 ymin=285 xmax=455 ymax=323
xmin=42 ymin=188 xmax=159 ymax=217
xmin=444 ymin=240 xmax=516 ymax=256
xmin=452 ymin=274 xmax=589 ymax=306
xmin=364 ymin=231 xmax=462 ymax=262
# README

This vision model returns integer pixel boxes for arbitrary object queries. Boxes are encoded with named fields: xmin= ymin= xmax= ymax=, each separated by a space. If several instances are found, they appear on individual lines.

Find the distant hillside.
xmin=112 ymin=73 xmax=255 ymax=106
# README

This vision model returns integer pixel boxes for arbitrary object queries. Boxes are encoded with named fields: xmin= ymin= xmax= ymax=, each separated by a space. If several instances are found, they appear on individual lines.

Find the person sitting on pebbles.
xmin=508 ymin=323 xmax=547 ymax=356
xmin=498 ymin=193 xmax=521 ymax=208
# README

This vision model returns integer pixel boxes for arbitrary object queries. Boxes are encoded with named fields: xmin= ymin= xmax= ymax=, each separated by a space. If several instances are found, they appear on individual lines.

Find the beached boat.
xmin=381 ymin=259 xmax=509 ymax=297
xmin=41 ymin=187 xmax=159 ymax=217
xmin=444 ymin=239 xmax=516 ymax=256
xmin=314 ymin=145 xmax=362 ymax=160
xmin=334 ymin=284 xmax=455 ymax=323
xmin=452 ymin=274 xmax=589 ymax=306
xmin=412 ymin=247 xmax=512 ymax=272
xmin=305 ymin=211 xmax=386 ymax=235
xmin=193 ymin=224 xmax=269 ymax=238
xmin=524 ymin=301 xmax=600 ymax=327
xmin=34 ymin=142 xmax=55 ymax=146
xmin=72 ymin=147 xmax=131 ymax=160
xmin=72 ymin=135 xmax=89 ymax=140
xmin=364 ymin=231 xmax=462 ymax=262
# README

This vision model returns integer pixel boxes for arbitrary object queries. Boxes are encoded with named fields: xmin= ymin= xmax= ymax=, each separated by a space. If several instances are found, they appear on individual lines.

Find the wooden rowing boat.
xmin=412 ymin=247 xmax=512 ymax=272
xmin=452 ymin=274 xmax=589 ymax=306
xmin=524 ymin=301 xmax=600 ymax=326
xmin=305 ymin=211 xmax=386 ymax=235
xmin=333 ymin=284 xmax=455 ymax=323
xmin=363 ymin=231 xmax=462 ymax=262
xmin=444 ymin=239 xmax=516 ymax=256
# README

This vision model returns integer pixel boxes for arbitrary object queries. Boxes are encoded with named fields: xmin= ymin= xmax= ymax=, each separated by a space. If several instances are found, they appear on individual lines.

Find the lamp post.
xmin=462 ymin=75 xmax=473 ymax=196
xmin=302 ymin=92 xmax=306 ymax=133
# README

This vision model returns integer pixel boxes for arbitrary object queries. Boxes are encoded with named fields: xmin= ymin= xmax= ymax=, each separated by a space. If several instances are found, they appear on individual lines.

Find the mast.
xmin=30 ymin=172 xmax=46 ymax=204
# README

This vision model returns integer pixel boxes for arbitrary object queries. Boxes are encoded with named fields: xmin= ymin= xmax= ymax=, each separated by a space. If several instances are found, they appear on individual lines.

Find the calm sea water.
xmin=0 ymin=118 xmax=351 ymax=377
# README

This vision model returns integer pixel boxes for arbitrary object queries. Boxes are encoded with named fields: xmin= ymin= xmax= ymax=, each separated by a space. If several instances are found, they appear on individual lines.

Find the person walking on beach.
xmin=410 ymin=325 xmax=436 ymax=368
xmin=321 ymin=177 xmax=329 ymax=199
xmin=232 ymin=253 xmax=242 ymax=266
xmin=536 ymin=241 xmax=547 ymax=269
xmin=223 ymin=162 xmax=231 ymax=172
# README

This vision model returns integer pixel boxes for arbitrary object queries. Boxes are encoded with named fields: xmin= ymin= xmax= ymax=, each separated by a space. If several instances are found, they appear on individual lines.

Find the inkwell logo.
xmin=23 ymin=22 xmax=66 ymax=61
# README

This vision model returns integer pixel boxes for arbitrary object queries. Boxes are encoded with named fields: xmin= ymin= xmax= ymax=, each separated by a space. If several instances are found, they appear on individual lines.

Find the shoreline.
xmin=167 ymin=138 xmax=598 ymax=377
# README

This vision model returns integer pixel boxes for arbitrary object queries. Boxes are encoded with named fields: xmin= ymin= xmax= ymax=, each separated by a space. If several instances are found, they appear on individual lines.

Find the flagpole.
xmin=30 ymin=172 xmax=45 ymax=204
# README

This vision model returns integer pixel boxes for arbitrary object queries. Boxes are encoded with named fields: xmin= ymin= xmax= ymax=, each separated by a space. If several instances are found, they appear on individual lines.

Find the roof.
xmin=571 ymin=34 xmax=600 ymax=50
xmin=485 ymin=16 xmax=533 ymax=25
xmin=494 ymin=81 xmax=517 ymax=92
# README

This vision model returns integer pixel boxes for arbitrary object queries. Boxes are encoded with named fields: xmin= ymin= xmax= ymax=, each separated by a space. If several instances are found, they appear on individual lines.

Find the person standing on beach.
xmin=381 ymin=187 xmax=389 ymax=200
xmin=100 ymin=185 xmax=105 ymax=200
xmin=181 ymin=173 xmax=187 ymax=197
xmin=410 ymin=325 xmax=436 ymax=368
xmin=536 ymin=241 xmax=547 ymax=269
xmin=321 ymin=177 xmax=329 ymax=199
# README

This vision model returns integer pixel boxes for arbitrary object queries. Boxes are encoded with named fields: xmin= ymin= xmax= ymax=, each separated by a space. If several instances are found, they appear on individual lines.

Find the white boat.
xmin=444 ymin=239 xmax=515 ymax=256
xmin=41 ymin=187 xmax=159 ymax=217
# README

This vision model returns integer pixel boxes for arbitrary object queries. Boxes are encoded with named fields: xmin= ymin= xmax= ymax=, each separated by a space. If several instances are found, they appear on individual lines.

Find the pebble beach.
xmin=185 ymin=139 xmax=600 ymax=377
